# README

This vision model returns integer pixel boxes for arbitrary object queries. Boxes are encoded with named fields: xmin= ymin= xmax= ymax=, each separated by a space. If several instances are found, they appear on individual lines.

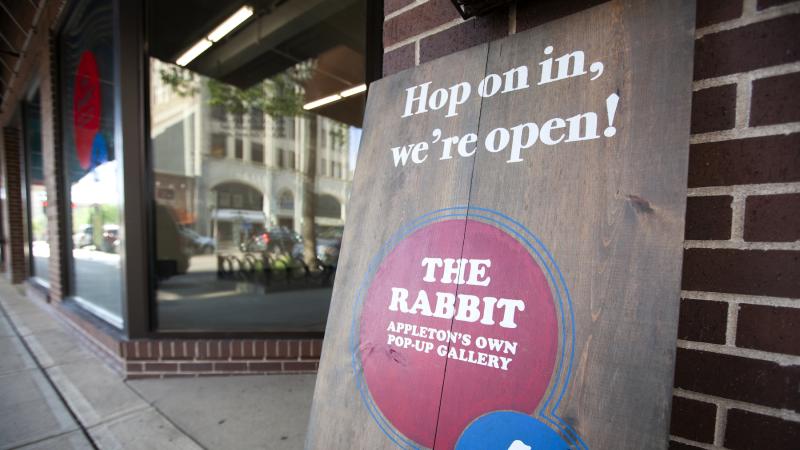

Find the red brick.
xmin=179 ymin=362 xmax=213 ymax=372
xmin=312 ymin=339 xmax=323 ymax=357
xmin=737 ymin=304 xmax=800 ymax=356
xmin=144 ymin=362 xmax=178 ymax=372
xmin=419 ymin=8 xmax=508 ymax=64
xmin=126 ymin=362 xmax=143 ymax=372
xmin=266 ymin=340 xmax=282 ymax=360
xmin=696 ymin=0 xmax=742 ymax=27
xmin=516 ymin=0 xmax=607 ymax=32
xmin=383 ymin=43 xmax=415 ymax=77
xmin=300 ymin=340 xmax=315 ymax=359
xmin=691 ymin=85 xmax=736 ymax=134
xmin=283 ymin=361 xmax=317 ymax=371
xmin=744 ymin=193 xmax=800 ymax=242
xmin=246 ymin=340 xmax=260 ymax=358
xmin=214 ymin=362 xmax=248 ymax=372
xmin=685 ymin=196 xmax=732 ymax=240
xmin=678 ymin=298 xmax=727 ymax=344
xmin=670 ymin=396 xmax=717 ymax=443
xmin=751 ymin=72 xmax=800 ymax=126
xmin=196 ymin=341 xmax=209 ymax=359
xmin=285 ymin=340 xmax=299 ymax=359
xmin=129 ymin=341 xmax=147 ymax=360
xmin=220 ymin=341 xmax=231 ymax=359
xmin=694 ymin=14 xmax=800 ymax=80
xmin=724 ymin=408 xmax=800 ymax=450
xmin=241 ymin=340 xmax=257 ymax=359
xmin=385 ymin=0 xmax=414 ymax=15
xmin=249 ymin=361 xmax=282 ymax=372
xmin=126 ymin=342 xmax=147 ymax=360
xmin=197 ymin=340 xmax=222 ymax=360
xmin=681 ymin=249 xmax=800 ymax=297
xmin=758 ymin=0 xmax=796 ymax=9
xmin=3 ymin=127 xmax=27 ymax=283
xmin=688 ymin=134 xmax=800 ymax=187
xmin=383 ymin=0 xmax=461 ymax=47
xmin=252 ymin=340 xmax=266 ymax=358
xmin=231 ymin=340 xmax=246 ymax=359
xmin=163 ymin=341 xmax=191 ymax=360
xmin=674 ymin=348 xmax=800 ymax=411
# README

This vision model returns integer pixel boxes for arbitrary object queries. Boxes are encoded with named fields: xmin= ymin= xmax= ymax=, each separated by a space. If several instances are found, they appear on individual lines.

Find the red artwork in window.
xmin=73 ymin=51 xmax=101 ymax=170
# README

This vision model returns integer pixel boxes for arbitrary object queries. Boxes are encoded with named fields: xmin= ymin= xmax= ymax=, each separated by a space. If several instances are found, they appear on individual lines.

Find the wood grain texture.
xmin=307 ymin=1 xmax=696 ymax=449
xmin=305 ymin=42 xmax=489 ymax=449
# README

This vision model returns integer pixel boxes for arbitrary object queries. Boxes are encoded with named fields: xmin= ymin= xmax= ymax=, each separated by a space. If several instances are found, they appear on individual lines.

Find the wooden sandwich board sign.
xmin=306 ymin=1 xmax=696 ymax=449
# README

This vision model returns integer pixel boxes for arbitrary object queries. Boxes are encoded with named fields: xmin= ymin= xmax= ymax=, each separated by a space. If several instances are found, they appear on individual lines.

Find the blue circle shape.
xmin=90 ymin=132 xmax=108 ymax=169
xmin=456 ymin=411 xmax=571 ymax=450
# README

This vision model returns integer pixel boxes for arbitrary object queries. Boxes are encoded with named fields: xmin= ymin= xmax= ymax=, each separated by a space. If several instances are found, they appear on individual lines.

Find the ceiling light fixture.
xmin=176 ymin=39 xmax=212 ymax=67
xmin=303 ymin=84 xmax=368 ymax=110
xmin=303 ymin=94 xmax=342 ymax=110
xmin=207 ymin=6 xmax=254 ymax=42
xmin=340 ymin=84 xmax=367 ymax=97
xmin=175 ymin=5 xmax=254 ymax=67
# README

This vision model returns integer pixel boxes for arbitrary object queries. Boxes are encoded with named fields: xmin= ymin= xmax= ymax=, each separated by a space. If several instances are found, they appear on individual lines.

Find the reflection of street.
xmin=31 ymin=241 xmax=50 ymax=281
xmin=157 ymin=253 xmax=331 ymax=331
xmin=72 ymin=248 xmax=122 ymax=323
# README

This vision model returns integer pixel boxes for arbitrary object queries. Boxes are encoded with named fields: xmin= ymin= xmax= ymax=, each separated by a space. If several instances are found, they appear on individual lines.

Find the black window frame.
xmin=138 ymin=0 xmax=384 ymax=338
xmin=20 ymin=82 xmax=49 ymax=289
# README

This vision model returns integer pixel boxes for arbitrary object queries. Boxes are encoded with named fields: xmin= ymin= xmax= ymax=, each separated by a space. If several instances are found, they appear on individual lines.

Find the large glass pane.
xmin=60 ymin=0 xmax=123 ymax=326
xmin=148 ymin=0 xmax=367 ymax=331
xmin=23 ymin=93 xmax=49 ymax=283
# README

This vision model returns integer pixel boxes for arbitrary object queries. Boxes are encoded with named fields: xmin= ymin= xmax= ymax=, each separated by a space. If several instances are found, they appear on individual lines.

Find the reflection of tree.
xmin=159 ymin=61 xmax=314 ymax=116
xmin=302 ymin=115 xmax=317 ymax=267
xmin=160 ymin=61 xmax=322 ymax=267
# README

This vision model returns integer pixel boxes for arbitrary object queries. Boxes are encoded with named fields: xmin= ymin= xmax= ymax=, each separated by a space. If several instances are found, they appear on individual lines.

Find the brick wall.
xmin=383 ymin=1 xmax=800 ymax=448
xmin=42 ymin=30 xmax=67 ymax=302
xmin=122 ymin=338 xmax=322 ymax=379
xmin=1 ymin=126 xmax=27 ymax=283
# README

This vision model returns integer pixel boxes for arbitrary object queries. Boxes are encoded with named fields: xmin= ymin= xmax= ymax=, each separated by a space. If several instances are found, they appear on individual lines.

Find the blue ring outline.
xmin=349 ymin=206 xmax=588 ymax=450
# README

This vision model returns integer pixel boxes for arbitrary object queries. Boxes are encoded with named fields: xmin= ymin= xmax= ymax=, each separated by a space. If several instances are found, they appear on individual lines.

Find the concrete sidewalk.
xmin=0 ymin=282 xmax=315 ymax=450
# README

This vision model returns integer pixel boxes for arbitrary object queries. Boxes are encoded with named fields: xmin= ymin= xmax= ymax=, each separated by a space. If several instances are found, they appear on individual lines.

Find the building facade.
xmin=0 ymin=1 xmax=798 ymax=448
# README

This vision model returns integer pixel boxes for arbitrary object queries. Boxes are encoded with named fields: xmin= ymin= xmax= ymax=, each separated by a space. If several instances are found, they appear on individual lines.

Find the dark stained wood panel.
xmin=307 ymin=1 xmax=696 ymax=449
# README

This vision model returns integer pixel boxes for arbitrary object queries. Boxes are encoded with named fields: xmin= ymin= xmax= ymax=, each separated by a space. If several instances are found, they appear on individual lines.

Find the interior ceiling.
xmin=149 ymin=0 xmax=366 ymax=126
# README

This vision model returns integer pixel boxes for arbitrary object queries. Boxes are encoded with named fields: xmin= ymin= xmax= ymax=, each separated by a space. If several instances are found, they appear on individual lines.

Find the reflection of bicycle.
xmin=217 ymin=252 xmax=335 ymax=288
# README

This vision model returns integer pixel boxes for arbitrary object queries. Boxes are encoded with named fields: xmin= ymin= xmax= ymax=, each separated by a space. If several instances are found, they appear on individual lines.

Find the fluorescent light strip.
xmin=176 ymin=39 xmax=212 ymax=67
xmin=303 ymin=84 xmax=367 ymax=110
xmin=303 ymin=94 xmax=342 ymax=110
xmin=175 ymin=5 xmax=254 ymax=67
xmin=340 ymin=84 xmax=367 ymax=97
xmin=208 ymin=6 xmax=254 ymax=42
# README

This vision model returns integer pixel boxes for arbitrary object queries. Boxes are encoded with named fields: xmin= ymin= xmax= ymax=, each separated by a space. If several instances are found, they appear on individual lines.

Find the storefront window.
xmin=148 ymin=0 xmax=367 ymax=331
xmin=60 ymin=0 xmax=123 ymax=326
xmin=23 ymin=93 xmax=49 ymax=284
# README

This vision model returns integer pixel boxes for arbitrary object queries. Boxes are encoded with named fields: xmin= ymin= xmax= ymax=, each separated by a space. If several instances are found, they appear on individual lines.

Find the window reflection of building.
xmin=150 ymin=58 xmax=353 ymax=246
xmin=148 ymin=0 xmax=366 ymax=332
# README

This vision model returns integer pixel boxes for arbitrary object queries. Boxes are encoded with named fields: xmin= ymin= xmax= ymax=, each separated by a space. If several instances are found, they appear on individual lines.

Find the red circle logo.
xmin=73 ymin=51 xmax=101 ymax=170
xmin=359 ymin=219 xmax=559 ymax=449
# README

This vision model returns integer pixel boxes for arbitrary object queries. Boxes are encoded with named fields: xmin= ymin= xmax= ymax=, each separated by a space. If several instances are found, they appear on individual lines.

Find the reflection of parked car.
xmin=240 ymin=227 xmax=301 ymax=256
xmin=100 ymin=224 xmax=120 ymax=253
xmin=315 ymin=228 xmax=342 ymax=266
xmin=73 ymin=224 xmax=120 ymax=253
xmin=180 ymin=228 xmax=215 ymax=254
xmin=73 ymin=225 xmax=93 ymax=248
